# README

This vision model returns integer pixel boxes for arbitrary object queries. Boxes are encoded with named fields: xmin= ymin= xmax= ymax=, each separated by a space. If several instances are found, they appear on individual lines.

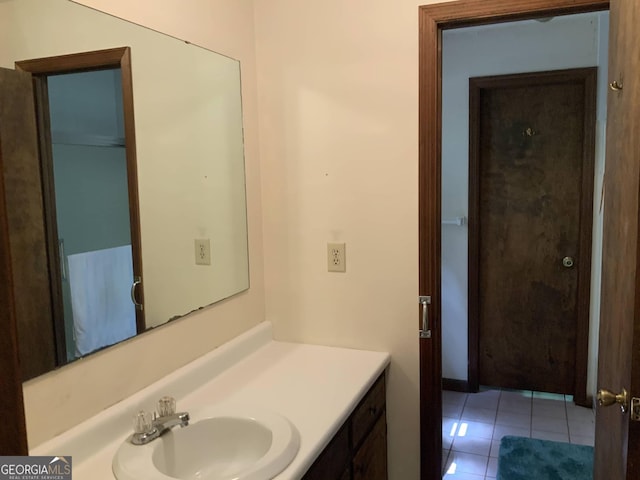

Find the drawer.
xmin=351 ymin=374 xmax=386 ymax=448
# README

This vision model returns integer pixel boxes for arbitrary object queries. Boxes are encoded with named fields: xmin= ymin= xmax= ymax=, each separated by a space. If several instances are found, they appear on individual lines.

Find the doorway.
xmin=47 ymin=68 xmax=137 ymax=362
xmin=418 ymin=1 xmax=612 ymax=479
xmin=439 ymin=11 xmax=607 ymax=400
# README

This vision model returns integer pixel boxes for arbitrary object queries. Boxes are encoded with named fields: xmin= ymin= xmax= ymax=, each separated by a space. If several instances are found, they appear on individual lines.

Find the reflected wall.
xmin=0 ymin=0 xmax=249 ymax=334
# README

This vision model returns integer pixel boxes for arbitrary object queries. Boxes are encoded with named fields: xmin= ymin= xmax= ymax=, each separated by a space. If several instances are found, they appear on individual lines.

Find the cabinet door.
xmin=302 ymin=424 xmax=350 ymax=480
xmin=340 ymin=466 xmax=351 ymax=480
xmin=353 ymin=413 xmax=387 ymax=480
xmin=352 ymin=375 xmax=386 ymax=448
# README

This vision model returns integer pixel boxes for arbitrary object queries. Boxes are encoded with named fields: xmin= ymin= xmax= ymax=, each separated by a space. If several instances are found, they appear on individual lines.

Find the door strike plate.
xmin=632 ymin=397 xmax=640 ymax=422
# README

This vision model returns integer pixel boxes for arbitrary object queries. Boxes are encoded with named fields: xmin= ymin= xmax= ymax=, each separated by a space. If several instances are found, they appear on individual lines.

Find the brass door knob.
xmin=562 ymin=256 xmax=574 ymax=268
xmin=597 ymin=388 xmax=628 ymax=413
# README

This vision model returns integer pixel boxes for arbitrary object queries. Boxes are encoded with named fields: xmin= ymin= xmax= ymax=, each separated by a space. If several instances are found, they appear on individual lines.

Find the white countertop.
xmin=31 ymin=322 xmax=390 ymax=480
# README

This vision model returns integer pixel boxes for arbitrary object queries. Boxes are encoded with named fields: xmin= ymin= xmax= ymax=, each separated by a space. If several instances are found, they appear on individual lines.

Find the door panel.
xmin=0 ymin=67 xmax=29 ymax=455
xmin=0 ymin=67 xmax=57 ymax=379
xmin=472 ymin=72 xmax=594 ymax=395
xmin=594 ymin=0 xmax=640 ymax=478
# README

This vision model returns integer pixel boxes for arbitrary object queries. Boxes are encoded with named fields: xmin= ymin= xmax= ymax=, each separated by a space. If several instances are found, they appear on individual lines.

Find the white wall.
xmin=253 ymin=1 xmax=429 ymax=478
xmin=588 ymin=11 xmax=609 ymax=404
xmin=18 ymin=0 xmax=266 ymax=448
xmin=440 ymin=12 xmax=609 ymax=402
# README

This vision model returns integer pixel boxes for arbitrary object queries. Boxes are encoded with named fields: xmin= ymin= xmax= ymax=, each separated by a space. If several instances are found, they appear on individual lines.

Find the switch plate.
xmin=195 ymin=239 xmax=211 ymax=265
xmin=327 ymin=242 xmax=346 ymax=272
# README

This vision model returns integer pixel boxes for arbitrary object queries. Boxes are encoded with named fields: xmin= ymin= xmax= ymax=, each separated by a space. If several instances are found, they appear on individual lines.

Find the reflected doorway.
xmin=48 ymin=68 xmax=137 ymax=361
xmin=14 ymin=47 xmax=145 ymax=378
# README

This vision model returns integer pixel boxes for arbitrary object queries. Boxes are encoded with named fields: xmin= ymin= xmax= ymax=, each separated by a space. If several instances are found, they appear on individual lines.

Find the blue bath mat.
xmin=497 ymin=436 xmax=593 ymax=480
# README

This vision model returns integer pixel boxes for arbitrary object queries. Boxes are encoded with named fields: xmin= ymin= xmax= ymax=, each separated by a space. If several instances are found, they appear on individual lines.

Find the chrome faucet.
xmin=130 ymin=396 xmax=190 ymax=445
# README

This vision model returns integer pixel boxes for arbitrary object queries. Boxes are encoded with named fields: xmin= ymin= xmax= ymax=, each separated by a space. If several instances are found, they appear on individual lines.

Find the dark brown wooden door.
xmin=0 ymin=67 xmax=29 ymax=455
xmin=470 ymin=70 xmax=595 ymax=396
xmin=594 ymin=0 xmax=640 ymax=478
xmin=0 ymin=66 xmax=57 ymax=380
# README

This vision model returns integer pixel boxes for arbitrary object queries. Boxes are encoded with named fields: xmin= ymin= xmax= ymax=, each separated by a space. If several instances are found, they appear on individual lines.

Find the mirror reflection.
xmin=0 ymin=0 xmax=250 ymax=378
xmin=49 ymin=68 xmax=137 ymax=361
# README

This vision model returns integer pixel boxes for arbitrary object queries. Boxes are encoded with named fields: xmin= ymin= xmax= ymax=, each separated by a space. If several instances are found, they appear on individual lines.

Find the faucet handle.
xmin=157 ymin=396 xmax=176 ymax=417
xmin=133 ymin=410 xmax=153 ymax=434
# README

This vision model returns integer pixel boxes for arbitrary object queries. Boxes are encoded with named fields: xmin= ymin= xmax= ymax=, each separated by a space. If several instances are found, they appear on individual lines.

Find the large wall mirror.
xmin=0 ymin=0 xmax=250 ymax=379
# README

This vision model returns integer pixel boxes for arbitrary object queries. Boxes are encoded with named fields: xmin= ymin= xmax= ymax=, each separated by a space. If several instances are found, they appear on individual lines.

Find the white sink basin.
xmin=112 ymin=406 xmax=300 ymax=480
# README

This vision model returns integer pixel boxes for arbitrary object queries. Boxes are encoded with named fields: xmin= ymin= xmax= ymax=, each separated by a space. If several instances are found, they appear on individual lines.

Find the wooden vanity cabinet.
xmin=353 ymin=413 xmax=387 ymax=479
xmin=302 ymin=373 xmax=387 ymax=480
xmin=302 ymin=423 xmax=350 ymax=480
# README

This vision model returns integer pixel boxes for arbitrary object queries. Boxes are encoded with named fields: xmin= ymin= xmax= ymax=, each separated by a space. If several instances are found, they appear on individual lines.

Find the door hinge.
xmin=631 ymin=397 xmax=640 ymax=421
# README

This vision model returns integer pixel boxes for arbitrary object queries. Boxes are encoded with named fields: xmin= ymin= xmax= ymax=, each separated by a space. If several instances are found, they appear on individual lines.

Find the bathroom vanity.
xmin=30 ymin=322 xmax=390 ymax=479
xmin=302 ymin=374 xmax=387 ymax=479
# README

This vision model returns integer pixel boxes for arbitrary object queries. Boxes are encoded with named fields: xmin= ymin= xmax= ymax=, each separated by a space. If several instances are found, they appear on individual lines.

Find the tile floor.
xmin=442 ymin=389 xmax=596 ymax=479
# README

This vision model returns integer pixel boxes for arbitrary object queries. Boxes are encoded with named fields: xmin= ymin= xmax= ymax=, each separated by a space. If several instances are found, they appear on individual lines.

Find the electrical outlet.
xmin=327 ymin=242 xmax=346 ymax=272
xmin=194 ymin=238 xmax=211 ymax=265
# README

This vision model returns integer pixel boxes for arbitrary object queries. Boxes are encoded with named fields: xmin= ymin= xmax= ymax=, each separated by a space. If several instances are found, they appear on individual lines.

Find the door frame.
xmin=468 ymin=68 xmax=597 ymax=405
xmin=418 ymin=1 xmax=609 ymax=478
xmin=14 ymin=47 xmax=146 ymax=367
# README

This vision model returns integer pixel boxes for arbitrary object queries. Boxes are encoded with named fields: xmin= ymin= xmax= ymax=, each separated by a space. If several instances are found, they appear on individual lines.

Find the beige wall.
xmin=253 ymin=1 xmax=442 ymax=478
xmin=22 ymin=0 xmax=265 ymax=448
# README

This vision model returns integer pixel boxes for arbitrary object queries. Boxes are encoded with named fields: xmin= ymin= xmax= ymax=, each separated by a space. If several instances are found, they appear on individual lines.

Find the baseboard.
xmin=442 ymin=378 xmax=473 ymax=393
